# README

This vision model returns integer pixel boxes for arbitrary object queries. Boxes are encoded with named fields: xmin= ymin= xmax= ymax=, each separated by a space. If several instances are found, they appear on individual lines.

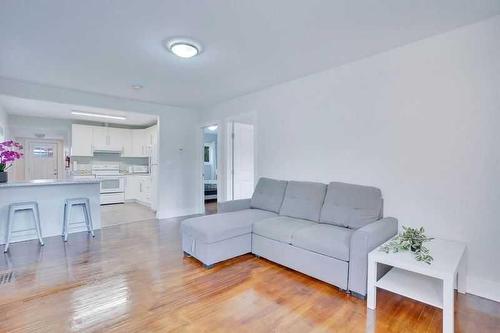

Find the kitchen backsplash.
xmin=72 ymin=153 xmax=148 ymax=174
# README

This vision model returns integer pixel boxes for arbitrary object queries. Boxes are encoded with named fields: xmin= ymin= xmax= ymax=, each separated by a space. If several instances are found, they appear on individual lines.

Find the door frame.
xmin=24 ymin=138 xmax=64 ymax=180
xmin=200 ymin=124 xmax=220 ymax=214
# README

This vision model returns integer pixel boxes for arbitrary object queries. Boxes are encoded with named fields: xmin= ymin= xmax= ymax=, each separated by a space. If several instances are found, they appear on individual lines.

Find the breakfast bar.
xmin=0 ymin=179 xmax=101 ymax=246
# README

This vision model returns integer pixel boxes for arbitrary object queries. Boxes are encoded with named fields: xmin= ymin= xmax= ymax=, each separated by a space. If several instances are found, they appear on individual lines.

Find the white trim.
xmin=156 ymin=207 xmax=200 ymax=220
xmin=466 ymin=276 xmax=500 ymax=303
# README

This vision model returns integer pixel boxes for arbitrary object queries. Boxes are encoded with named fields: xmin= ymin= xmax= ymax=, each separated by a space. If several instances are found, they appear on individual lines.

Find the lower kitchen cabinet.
xmin=125 ymin=175 xmax=152 ymax=206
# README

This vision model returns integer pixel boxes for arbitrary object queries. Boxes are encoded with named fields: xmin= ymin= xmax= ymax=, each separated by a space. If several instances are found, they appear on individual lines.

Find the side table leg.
xmin=443 ymin=278 xmax=454 ymax=333
xmin=367 ymin=259 xmax=377 ymax=310
xmin=457 ymin=252 xmax=467 ymax=294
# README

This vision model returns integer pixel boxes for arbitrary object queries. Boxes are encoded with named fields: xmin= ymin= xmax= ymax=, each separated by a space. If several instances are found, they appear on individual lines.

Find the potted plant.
xmin=380 ymin=226 xmax=434 ymax=264
xmin=0 ymin=140 xmax=24 ymax=183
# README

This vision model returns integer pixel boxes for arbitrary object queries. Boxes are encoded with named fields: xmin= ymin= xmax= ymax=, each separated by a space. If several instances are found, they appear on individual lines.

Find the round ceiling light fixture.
xmin=165 ymin=38 xmax=202 ymax=58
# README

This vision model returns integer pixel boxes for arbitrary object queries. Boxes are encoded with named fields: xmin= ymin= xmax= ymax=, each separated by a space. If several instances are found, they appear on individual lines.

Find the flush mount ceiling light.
xmin=165 ymin=38 xmax=202 ymax=58
xmin=131 ymin=84 xmax=143 ymax=90
xmin=207 ymin=125 xmax=218 ymax=131
xmin=72 ymin=111 xmax=127 ymax=120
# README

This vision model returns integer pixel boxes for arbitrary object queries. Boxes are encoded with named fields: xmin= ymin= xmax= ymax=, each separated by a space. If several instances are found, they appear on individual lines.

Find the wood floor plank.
xmin=0 ymin=218 xmax=498 ymax=332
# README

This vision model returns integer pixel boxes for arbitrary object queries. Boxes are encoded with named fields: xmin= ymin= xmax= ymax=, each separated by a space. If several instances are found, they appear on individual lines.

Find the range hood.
xmin=92 ymin=146 xmax=123 ymax=154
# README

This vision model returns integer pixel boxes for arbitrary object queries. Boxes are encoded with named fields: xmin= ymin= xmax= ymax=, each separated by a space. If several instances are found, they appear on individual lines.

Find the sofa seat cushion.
xmin=252 ymin=216 xmax=316 ymax=244
xmin=251 ymin=178 xmax=288 ymax=213
xmin=181 ymin=209 xmax=277 ymax=243
xmin=291 ymin=224 xmax=352 ymax=261
xmin=320 ymin=182 xmax=383 ymax=229
xmin=279 ymin=181 xmax=327 ymax=221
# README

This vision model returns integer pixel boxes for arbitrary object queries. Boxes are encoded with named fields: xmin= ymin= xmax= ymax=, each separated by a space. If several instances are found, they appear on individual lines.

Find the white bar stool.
xmin=4 ymin=201 xmax=44 ymax=253
xmin=62 ymin=198 xmax=95 ymax=242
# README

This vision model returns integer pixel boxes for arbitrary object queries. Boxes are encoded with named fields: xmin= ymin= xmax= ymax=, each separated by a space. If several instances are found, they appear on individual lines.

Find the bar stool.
xmin=62 ymin=198 xmax=95 ymax=242
xmin=4 ymin=202 xmax=44 ymax=253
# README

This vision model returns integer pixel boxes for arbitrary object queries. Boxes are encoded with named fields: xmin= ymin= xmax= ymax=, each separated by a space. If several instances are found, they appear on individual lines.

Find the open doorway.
xmin=227 ymin=120 xmax=254 ymax=200
xmin=202 ymin=125 xmax=219 ymax=215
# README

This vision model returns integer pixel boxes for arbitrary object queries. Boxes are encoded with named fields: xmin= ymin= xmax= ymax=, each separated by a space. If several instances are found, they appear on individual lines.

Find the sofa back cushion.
xmin=251 ymin=178 xmax=288 ymax=213
xmin=279 ymin=181 xmax=327 ymax=221
xmin=320 ymin=182 xmax=382 ymax=229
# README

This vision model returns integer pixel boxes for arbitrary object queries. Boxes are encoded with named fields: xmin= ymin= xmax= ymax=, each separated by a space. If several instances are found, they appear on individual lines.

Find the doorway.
xmin=25 ymin=140 xmax=63 ymax=180
xmin=227 ymin=121 xmax=255 ymax=200
xmin=202 ymin=125 xmax=219 ymax=214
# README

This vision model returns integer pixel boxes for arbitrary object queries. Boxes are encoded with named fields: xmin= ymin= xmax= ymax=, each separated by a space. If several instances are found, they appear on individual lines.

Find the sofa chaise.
xmin=181 ymin=178 xmax=398 ymax=297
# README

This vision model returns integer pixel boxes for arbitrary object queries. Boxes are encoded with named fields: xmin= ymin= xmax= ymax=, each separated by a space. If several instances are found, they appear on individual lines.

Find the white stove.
xmin=92 ymin=164 xmax=125 ymax=205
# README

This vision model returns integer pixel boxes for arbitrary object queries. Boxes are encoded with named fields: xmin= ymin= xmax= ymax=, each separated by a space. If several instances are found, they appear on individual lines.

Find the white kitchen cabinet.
xmin=137 ymin=175 xmax=152 ymax=205
xmin=125 ymin=175 xmax=139 ymax=200
xmin=92 ymin=126 xmax=126 ymax=152
xmin=121 ymin=129 xmax=134 ymax=157
xmin=72 ymin=124 xmax=157 ymax=157
xmin=124 ymin=175 xmax=152 ymax=206
xmin=71 ymin=124 xmax=93 ymax=156
xmin=147 ymin=125 xmax=159 ymax=164
xmin=147 ymin=125 xmax=158 ymax=146
xmin=91 ymin=126 xmax=107 ymax=148
xmin=131 ymin=129 xmax=150 ymax=157
xmin=108 ymin=127 xmax=127 ymax=151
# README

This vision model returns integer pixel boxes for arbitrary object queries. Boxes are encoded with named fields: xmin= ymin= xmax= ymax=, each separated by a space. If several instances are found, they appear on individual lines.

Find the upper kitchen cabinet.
xmin=71 ymin=124 xmax=156 ymax=157
xmin=147 ymin=125 xmax=159 ymax=164
xmin=120 ymin=128 xmax=134 ymax=157
xmin=71 ymin=124 xmax=93 ymax=156
xmin=131 ymin=129 xmax=150 ymax=157
xmin=108 ymin=127 xmax=132 ymax=154
xmin=92 ymin=126 xmax=129 ymax=153
xmin=148 ymin=125 xmax=158 ymax=145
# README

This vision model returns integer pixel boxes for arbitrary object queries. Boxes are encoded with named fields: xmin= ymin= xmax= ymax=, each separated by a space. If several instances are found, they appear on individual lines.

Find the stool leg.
xmin=84 ymin=199 xmax=95 ymax=237
xmin=64 ymin=203 xmax=71 ymax=242
xmin=4 ymin=206 xmax=15 ymax=253
xmin=62 ymin=202 xmax=67 ymax=238
xmin=33 ymin=203 xmax=44 ymax=246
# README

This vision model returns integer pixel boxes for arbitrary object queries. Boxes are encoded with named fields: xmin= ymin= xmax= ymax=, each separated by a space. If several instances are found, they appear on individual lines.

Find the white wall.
xmin=8 ymin=115 xmax=72 ymax=148
xmin=0 ymin=77 xmax=202 ymax=219
xmin=201 ymin=16 xmax=500 ymax=301
xmin=0 ymin=104 xmax=8 ymax=140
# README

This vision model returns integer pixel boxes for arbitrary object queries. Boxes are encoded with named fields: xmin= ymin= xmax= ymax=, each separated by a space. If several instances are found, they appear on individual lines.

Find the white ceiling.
xmin=1 ymin=1 xmax=499 ymax=108
xmin=0 ymin=95 xmax=157 ymax=126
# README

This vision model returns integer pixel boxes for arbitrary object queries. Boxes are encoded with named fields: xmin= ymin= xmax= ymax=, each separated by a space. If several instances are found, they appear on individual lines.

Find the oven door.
xmin=99 ymin=177 xmax=124 ymax=193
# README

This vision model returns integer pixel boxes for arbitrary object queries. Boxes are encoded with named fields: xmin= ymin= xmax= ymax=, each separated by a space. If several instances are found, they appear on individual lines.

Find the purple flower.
xmin=0 ymin=140 xmax=24 ymax=171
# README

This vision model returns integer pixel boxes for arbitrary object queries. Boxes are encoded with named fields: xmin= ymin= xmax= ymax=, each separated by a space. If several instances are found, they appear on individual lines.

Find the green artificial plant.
xmin=380 ymin=226 xmax=434 ymax=264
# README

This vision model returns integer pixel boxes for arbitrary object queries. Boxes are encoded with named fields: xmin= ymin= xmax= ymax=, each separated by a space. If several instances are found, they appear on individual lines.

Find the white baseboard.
xmin=156 ymin=207 xmax=202 ymax=220
xmin=466 ymin=276 xmax=500 ymax=303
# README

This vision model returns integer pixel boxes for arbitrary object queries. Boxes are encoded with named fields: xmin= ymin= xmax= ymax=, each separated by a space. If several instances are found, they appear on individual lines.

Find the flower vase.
xmin=0 ymin=171 xmax=7 ymax=183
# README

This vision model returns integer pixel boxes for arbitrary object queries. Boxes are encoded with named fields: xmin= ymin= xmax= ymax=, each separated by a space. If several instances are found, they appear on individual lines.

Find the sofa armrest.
xmin=217 ymin=199 xmax=251 ymax=213
xmin=348 ymin=217 xmax=398 ymax=296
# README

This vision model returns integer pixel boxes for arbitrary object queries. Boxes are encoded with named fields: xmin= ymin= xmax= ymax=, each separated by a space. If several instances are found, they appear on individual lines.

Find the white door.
xmin=229 ymin=122 xmax=254 ymax=200
xmin=27 ymin=142 xmax=59 ymax=180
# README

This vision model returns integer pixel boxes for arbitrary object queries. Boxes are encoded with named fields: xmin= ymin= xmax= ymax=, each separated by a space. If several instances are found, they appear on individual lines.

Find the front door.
xmin=27 ymin=142 xmax=59 ymax=180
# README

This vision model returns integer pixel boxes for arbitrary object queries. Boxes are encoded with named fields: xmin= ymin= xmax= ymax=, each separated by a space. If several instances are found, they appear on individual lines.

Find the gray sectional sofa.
xmin=181 ymin=178 xmax=398 ymax=297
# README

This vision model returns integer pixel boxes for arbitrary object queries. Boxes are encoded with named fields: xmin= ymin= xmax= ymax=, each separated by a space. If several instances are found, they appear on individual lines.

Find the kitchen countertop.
xmin=0 ymin=178 xmax=101 ymax=189
xmin=71 ymin=173 xmax=151 ymax=177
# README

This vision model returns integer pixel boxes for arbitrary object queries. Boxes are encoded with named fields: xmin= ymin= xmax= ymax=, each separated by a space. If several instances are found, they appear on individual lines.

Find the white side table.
xmin=367 ymin=238 xmax=466 ymax=333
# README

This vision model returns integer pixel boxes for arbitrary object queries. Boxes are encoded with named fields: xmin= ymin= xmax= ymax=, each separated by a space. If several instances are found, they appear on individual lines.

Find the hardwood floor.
xmin=0 ymin=219 xmax=498 ymax=332
xmin=101 ymin=202 xmax=156 ymax=227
